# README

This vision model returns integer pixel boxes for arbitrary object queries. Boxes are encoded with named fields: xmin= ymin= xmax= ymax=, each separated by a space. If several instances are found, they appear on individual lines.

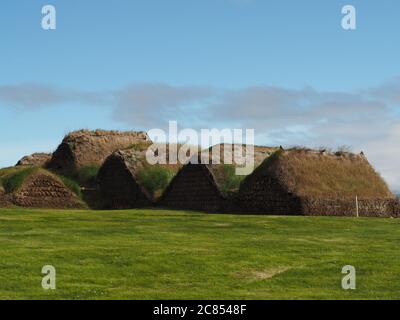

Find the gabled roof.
xmin=243 ymin=148 xmax=394 ymax=199
xmin=99 ymin=143 xmax=183 ymax=200
xmin=1 ymin=168 xmax=85 ymax=208
xmin=16 ymin=153 xmax=52 ymax=167
xmin=48 ymin=129 xmax=151 ymax=171
xmin=188 ymin=143 xmax=279 ymax=195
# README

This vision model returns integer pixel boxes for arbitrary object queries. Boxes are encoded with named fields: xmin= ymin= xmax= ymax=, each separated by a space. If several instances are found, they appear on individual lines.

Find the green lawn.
xmin=0 ymin=208 xmax=399 ymax=300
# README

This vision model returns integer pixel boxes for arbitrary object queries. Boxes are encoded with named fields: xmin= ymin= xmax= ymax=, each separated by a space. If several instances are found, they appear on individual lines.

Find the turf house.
xmin=238 ymin=148 xmax=400 ymax=217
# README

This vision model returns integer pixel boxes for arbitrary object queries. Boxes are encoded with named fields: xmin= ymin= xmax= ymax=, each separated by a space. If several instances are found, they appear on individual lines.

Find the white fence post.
xmin=356 ymin=196 xmax=359 ymax=218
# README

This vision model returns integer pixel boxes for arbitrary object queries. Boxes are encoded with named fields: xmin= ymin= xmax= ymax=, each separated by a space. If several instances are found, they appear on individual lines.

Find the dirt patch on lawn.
xmin=233 ymin=266 xmax=291 ymax=281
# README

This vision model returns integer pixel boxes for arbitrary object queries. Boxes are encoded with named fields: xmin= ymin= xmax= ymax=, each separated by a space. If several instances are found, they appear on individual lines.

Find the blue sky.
xmin=1 ymin=0 xmax=400 ymax=190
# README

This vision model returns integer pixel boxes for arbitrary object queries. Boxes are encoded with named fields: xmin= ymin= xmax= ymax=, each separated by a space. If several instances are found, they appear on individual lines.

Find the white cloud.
xmin=361 ymin=124 xmax=400 ymax=192
xmin=113 ymin=83 xmax=216 ymax=128
xmin=0 ymin=83 xmax=110 ymax=109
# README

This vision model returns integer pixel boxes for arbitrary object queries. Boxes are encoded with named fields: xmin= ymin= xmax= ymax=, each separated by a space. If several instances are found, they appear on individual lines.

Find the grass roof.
xmin=48 ymin=129 xmax=151 ymax=173
xmin=0 ymin=166 xmax=39 ymax=193
xmin=0 ymin=166 xmax=82 ymax=198
xmin=252 ymin=149 xmax=393 ymax=199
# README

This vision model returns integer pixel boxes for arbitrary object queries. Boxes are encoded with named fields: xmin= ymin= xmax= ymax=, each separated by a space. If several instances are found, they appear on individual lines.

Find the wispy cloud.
xmin=0 ymin=83 xmax=110 ymax=109
xmin=113 ymin=83 xmax=216 ymax=128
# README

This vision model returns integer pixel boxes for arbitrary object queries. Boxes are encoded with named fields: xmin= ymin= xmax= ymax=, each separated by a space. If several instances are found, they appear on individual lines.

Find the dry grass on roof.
xmin=258 ymin=149 xmax=393 ymax=199
xmin=64 ymin=129 xmax=149 ymax=138
xmin=202 ymin=144 xmax=278 ymax=167
xmin=48 ymin=129 xmax=152 ymax=173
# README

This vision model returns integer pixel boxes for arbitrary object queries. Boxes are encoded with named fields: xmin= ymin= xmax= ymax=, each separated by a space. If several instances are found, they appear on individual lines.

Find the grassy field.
xmin=0 ymin=208 xmax=399 ymax=300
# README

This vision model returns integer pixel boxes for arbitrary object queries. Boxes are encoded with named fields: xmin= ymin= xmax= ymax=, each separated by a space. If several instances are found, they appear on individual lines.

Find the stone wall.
xmin=300 ymin=198 xmax=400 ymax=217
xmin=160 ymin=164 xmax=228 ymax=213
xmin=0 ymin=187 xmax=12 ymax=208
xmin=97 ymin=153 xmax=152 ymax=209
xmin=238 ymin=175 xmax=303 ymax=215
xmin=238 ymin=172 xmax=400 ymax=217
xmin=12 ymin=172 xmax=85 ymax=209
xmin=47 ymin=142 xmax=76 ymax=173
